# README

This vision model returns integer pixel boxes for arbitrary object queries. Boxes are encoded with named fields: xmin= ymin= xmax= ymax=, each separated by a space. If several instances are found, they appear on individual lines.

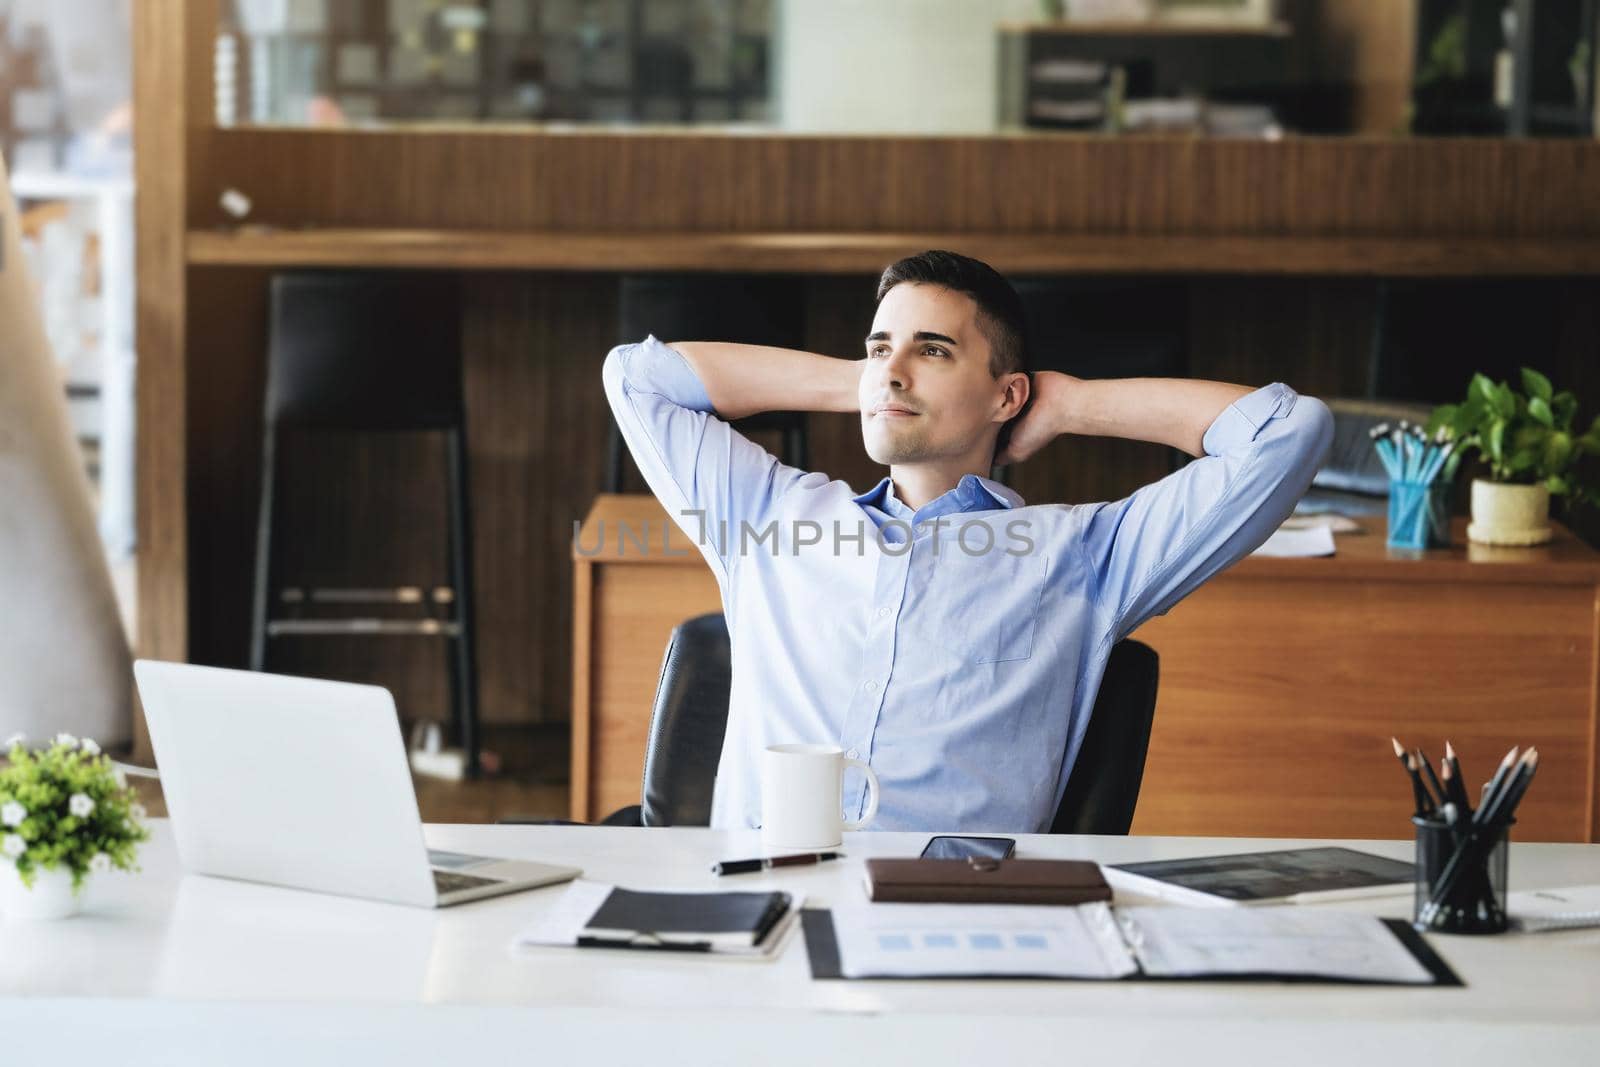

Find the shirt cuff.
xmin=1200 ymin=382 xmax=1298 ymax=456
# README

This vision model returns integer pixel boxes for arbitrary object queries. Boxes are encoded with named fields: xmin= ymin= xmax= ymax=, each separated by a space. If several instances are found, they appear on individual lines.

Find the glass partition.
xmin=215 ymin=1 xmax=1599 ymax=138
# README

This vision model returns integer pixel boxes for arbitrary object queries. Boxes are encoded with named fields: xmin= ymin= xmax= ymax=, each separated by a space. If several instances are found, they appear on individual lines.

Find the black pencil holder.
xmin=1412 ymin=816 xmax=1512 ymax=935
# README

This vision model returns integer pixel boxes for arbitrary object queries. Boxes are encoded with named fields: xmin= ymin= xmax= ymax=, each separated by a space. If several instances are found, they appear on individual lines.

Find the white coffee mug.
xmin=760 ymin=743 xmax=881 ymax=849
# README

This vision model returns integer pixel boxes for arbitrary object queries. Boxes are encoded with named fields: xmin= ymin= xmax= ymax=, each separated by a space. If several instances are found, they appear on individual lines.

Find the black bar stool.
xmin=607 ymin=275 xmax=810 ymax=492
xmin=250 ymin=272 xmax=480 ymax=776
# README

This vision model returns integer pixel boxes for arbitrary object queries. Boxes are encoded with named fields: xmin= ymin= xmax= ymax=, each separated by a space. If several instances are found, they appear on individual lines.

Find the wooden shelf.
xmin=186 ymin=227 xmax=1600 ymax=276
xmin=1000 ymin=19 xmax=1292 ymax=38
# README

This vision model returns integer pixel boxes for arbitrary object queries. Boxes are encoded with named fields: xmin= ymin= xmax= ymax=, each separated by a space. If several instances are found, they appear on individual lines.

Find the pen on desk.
xmin=711 ymin=852 xmax=842 ymax=876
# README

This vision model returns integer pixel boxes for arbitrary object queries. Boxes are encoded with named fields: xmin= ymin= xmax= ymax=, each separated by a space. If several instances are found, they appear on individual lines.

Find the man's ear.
xmin=996 ymin=372 xmax=1031 ymax=423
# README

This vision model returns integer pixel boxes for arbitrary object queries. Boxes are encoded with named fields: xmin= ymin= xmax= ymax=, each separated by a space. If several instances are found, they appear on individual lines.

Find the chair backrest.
xmin=639 ymin=613 xmax=733 ymax=827
xmin=267 ymin=272 xmax=464 ymax=430
xmin=1048 ymin=638 xmax=1160 ymax=836
xmin=638 ymin=613 xmax=1160 ymax=834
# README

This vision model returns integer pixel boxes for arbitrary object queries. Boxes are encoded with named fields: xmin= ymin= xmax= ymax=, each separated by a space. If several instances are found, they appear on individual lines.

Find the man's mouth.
xmin=871 ymin=404 xmax=920 ymax=418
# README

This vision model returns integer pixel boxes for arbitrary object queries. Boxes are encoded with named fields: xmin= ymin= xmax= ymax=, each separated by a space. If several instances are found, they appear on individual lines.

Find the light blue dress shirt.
xmin=603 ymin=336 xmax=1333 ymax=832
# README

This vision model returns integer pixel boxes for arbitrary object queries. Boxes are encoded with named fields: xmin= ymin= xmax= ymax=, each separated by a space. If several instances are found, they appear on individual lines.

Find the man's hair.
xmin=875 ymin=249 xmax=1032 ymax=458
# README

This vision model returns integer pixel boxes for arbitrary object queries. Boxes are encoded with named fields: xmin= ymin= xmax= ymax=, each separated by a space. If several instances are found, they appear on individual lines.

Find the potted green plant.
xmin=0 ymin=733 xmax=150 ymax=920
xmin=1427 ymin=369 xmax=1600 ymax=546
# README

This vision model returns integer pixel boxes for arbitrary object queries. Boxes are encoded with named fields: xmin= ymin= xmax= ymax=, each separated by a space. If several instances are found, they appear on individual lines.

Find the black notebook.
xmin=578 ymin=887 xmax=793 ymax=951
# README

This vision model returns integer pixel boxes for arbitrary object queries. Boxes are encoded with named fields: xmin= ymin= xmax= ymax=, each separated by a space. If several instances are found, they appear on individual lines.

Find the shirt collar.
xmin=851 ymin=473 xmax=1025 ymax=520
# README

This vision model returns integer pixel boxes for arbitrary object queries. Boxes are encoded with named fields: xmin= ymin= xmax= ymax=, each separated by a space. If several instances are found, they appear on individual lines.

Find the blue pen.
xmin=1369 ymin=424 xmax=1400 ymax=479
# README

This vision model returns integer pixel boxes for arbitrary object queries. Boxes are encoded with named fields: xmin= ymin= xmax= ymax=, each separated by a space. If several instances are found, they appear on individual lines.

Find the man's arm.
xmin=602 ymin=337 xmax=851 ymax=589
xmin=997 ymin=371 xmax=1250 ymax=464
xmin=1001 ymin=371 xmax=1333 ymax=643
xmin=670 ymin=342 xmax=860 ymax=420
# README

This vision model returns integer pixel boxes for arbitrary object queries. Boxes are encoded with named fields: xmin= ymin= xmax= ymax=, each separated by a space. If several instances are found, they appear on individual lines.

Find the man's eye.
xmin=924 ymin=346 xmax=947 ymax=357
xmin=868 ymin=347 xmax=889 ymax=358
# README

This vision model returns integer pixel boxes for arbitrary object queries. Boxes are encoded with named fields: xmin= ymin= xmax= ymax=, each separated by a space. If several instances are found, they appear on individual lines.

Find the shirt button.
xmin=878 ymin=607 xmax=891 ymax=619
xmin=847 ymin=749 xmax=859 ymax=759
xmin=864 ymin=680 xmax=879 ymax=693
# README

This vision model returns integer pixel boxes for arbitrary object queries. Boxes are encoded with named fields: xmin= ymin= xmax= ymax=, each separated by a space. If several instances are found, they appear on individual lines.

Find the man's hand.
xmin=995 ymin=371 xmax=1072 ymax=466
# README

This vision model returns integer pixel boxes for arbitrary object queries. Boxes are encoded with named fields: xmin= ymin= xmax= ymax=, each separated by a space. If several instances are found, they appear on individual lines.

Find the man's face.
xmin=858 ymin=283 xmax=1014 ymax=466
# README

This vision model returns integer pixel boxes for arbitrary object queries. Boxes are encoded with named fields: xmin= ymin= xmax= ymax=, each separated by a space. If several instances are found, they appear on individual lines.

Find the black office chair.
xmin=609 ymin=613 xmax=1160 ymax=834
xmin=1047 ymin=637 xmax=1160 ymax=835
xmin=607 ymin=275 xmax=810 ymax=492
xmin=250 ymin=271 xmax=481 ymax=776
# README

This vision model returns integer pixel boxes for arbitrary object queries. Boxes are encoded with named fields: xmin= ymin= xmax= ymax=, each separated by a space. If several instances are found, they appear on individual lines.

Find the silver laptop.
xmin=133 ymin=660 xmax=580 ymax=907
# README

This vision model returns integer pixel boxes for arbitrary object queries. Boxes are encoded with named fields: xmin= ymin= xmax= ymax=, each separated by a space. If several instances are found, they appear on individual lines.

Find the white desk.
xmin=3 ymin=823 xmax=1598 ymax=1066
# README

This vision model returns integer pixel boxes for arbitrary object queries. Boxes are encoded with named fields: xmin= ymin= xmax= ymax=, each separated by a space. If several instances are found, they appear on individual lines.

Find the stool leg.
xmin=249 ymin=425 xmax=279 ymax=672
xmin=446 ymin=427 xmax=481 ymax=777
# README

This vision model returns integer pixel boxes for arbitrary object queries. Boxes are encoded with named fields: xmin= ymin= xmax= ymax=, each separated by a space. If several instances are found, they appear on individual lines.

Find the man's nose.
xmin=881 ymin=345 xmax=912 ymax=390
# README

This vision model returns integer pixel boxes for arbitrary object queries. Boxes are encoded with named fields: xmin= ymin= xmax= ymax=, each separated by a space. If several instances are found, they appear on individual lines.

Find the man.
xmin=603 ymin=250 xmax=1332 ymax=832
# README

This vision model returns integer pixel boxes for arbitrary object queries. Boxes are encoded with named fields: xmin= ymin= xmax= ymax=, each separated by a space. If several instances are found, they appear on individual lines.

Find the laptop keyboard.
xmin=433 ymin=869 xmax=502 ymax=895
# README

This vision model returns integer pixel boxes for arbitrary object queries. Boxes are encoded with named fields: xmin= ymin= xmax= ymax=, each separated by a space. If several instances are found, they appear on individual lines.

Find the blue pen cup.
xmin=1387 ymin=480 xmax=1450 ymax=550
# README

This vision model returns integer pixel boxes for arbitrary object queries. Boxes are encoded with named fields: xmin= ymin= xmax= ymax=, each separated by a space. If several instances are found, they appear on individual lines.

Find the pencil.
xmin=1415 ymin=748 xmax=1448 ymax=811
xmin=1406 ymin=753 xmax=1434 ymax=816
xmin=1393 ymin=737 xmax=1430 ymax=817
xmin=1443 ymin=741 xmax=1471 ymax=812
xmin=1479 ymin=748 xmax=1538 ymax=830
xmin=1422 ymin=751 xmax=1539 ymax=923
xmin=1479 ymin=746 xmax=1521 ymax=821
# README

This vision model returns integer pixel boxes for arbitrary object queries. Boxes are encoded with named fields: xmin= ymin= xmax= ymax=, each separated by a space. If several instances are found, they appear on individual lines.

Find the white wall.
xmin=777 ymin=0 xmax=1040 ymax=134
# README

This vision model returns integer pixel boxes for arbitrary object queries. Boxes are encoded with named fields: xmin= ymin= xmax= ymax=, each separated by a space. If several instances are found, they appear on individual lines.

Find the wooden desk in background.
xmin=571 ymin=494 xmax=1600 ymax=840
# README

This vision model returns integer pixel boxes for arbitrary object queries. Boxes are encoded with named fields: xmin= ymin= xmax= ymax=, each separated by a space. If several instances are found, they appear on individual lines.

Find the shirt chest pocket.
xmin=902 ymin=550 xmax=1048 ymax=665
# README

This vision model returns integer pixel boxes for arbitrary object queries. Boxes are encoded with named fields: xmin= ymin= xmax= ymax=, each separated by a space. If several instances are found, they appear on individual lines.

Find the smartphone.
xmin=919 ymin=835 xmax=1016 ymax=861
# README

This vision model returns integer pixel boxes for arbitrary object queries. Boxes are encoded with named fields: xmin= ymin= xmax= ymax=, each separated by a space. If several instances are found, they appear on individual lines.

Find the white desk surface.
xmin=3 ymin=822 xmax=1598 ymax=1066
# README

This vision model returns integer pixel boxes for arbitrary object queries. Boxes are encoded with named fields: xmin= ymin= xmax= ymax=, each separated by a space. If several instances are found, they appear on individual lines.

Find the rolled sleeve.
xmin=610 ymin=335 xmax=716 ymax=413
xmin=602 ymin=335 xmax=810 ymax=590
xmin=1201 ymin=382 xmax=1299 ymax=456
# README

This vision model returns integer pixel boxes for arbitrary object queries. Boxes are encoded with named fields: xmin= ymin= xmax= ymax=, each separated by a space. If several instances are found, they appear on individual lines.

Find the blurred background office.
xmin=3 ymin=0 xmax=1597 ymax=833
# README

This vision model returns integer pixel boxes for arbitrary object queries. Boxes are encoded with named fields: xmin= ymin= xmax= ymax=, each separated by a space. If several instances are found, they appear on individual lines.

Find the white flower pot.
xmin=1467 ymin=479 xmax=1553 ymax=547
xmin=0 ymin=863 xmax=79 ymax=921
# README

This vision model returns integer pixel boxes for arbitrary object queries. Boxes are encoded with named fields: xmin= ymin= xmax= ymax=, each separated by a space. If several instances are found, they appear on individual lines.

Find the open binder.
xmin=801 ymin=903 xmax=1461 ymax=986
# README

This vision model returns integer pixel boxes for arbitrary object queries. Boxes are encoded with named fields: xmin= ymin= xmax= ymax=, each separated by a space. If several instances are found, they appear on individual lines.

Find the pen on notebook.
xmin=711 ymin=852 xmax=842 ymax=876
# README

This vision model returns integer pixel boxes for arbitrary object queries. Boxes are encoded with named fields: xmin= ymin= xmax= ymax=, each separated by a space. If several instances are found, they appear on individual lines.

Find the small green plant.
xmin=1427 ymin=368 xmax=1600 ymax=507
xmin=1 ymin=734 xmax=150 ymax=891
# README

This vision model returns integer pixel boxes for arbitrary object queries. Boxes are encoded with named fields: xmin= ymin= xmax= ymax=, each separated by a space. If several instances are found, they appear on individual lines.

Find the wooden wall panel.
xmin=464 ymin=274 xmax=617 ymax=726
xmin=192 ymin=129 xmax=1600 ymax=240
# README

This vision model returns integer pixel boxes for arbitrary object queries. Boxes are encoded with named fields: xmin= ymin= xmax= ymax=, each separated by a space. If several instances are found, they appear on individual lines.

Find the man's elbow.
xmin=1294 ymin=395 xmax=1336 ymax=469
xmin=601 ymin=344 xmax=630 ymax=401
